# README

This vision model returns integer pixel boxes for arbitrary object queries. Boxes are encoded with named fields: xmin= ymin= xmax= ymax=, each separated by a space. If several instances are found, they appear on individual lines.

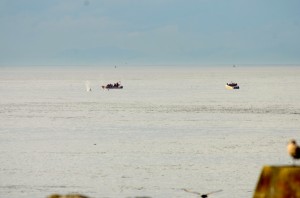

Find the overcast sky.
xmin=1 ymin=0 xmax=300 ymax=67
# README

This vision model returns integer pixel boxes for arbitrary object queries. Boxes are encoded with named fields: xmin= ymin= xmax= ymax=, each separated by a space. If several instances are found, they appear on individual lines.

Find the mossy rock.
xmin=253 ymin=166 xmax=300 ymax=198
xmin=48 ymin=194 xmax=89 ymax=198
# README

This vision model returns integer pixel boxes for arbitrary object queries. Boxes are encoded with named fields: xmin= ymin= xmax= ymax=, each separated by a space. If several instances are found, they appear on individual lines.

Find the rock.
xmin=253 ymin=166 xmax=300 ymax=198
xmin=48 ymin=194 xmax=89 ymax=198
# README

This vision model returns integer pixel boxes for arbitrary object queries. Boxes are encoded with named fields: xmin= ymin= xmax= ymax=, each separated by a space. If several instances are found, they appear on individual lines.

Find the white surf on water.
xmin=0 ymin=66 xmax=300 ymax=198
xmin=85 ymin=81 xmax=92 ymax=92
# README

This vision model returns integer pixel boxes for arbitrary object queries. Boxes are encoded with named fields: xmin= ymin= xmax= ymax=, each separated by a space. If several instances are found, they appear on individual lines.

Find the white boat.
xmin=226 ymin=82 xmax=239 ymax=89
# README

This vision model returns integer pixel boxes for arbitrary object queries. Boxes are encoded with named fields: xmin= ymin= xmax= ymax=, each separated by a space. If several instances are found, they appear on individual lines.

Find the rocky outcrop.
xmin=253 ymin=166 xmax=300 ymax=198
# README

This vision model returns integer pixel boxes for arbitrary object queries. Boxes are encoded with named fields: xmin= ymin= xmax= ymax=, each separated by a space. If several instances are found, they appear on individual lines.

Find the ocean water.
xmin=0 ymin=66 xmax=300 ymax=198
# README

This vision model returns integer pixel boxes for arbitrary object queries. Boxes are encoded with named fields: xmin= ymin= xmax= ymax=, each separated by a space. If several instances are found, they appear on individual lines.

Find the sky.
xmin=0 ymin=0 xmax=300 ymax=67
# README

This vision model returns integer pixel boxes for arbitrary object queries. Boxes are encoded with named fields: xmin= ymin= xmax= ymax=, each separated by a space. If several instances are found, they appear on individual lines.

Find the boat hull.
xmin=102 ymin=86 xmax=123 ymax=90
xmin=225 ymin=85 xmax=239 ymax=90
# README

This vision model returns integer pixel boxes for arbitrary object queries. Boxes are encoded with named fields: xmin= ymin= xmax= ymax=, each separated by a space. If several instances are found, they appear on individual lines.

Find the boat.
xmin=101 ymin=82 xmax=123 ymax=90
xmin=225 ymin=82 xmax=239 ymax=89
xmin=102 ymin=85 xmax=123 ymax=90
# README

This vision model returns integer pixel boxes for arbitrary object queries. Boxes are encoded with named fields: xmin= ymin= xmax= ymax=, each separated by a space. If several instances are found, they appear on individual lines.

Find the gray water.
xmin=0 ymin=66 xmax=300 ymax=198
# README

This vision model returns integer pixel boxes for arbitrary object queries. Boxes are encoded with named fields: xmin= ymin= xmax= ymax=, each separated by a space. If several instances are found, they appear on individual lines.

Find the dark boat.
xmin=101 ymin=82 xmax=123 ymax=90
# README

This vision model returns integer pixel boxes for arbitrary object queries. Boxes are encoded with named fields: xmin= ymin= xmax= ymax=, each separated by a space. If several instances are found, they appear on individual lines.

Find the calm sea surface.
xmin=0 ymin=66 xmax=300 ymax=198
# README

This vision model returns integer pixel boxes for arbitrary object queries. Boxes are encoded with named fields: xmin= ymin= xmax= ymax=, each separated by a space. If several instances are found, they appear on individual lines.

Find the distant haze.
xmin=1 ymin=0 xmax=300 ymax=67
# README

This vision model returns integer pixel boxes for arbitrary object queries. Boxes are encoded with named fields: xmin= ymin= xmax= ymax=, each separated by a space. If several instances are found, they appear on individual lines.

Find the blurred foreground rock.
xmin=48 ymin=194 xmax=89 ymax=198
xmin=253 ymin=165 xmax=300 ymax=198
xmin=47 ymin=194 xmax=151 ymax=198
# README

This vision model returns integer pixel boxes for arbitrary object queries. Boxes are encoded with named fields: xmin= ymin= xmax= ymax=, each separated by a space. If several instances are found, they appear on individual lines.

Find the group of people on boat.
xmin=101 ymin=81 xmax=123 ymax=89
xmin=227 ymin=82 xmax=238 ymax=87
xmin=226 ymin=81 xmax=239 ymax=89
xmin=105 ymin=82 xmax=121 ymax=88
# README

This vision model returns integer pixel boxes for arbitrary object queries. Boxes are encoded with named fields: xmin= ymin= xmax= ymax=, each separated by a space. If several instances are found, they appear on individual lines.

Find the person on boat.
xmin=228 ymin=82 xmax=237 ymax=86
